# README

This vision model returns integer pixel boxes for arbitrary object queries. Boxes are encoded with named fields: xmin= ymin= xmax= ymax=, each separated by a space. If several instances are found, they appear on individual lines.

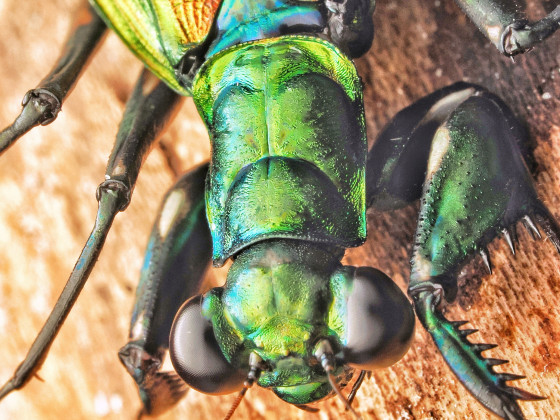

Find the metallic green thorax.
xmin=193 ymin=36 xmax=367 ymax=264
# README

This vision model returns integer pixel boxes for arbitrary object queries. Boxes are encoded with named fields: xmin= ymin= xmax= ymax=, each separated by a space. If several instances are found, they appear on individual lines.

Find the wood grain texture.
xmin=0 ymin=0 xmax=558 ymax=419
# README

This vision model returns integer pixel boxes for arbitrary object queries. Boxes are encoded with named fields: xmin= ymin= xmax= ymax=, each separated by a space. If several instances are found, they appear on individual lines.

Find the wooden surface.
xmin=0 ymin=0 xmax=559 ymax=419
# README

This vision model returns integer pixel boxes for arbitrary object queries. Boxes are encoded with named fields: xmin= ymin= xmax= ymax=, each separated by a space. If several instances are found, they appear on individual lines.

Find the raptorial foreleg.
xmin=367 ymin=82 xmax=560 ymax=419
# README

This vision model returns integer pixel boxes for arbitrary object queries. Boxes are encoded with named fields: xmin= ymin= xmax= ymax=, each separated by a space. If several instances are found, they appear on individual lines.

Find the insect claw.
xmin=504 ymin=386 xmax=546 ymax=401
xmin=486 ymin=358 xmax=509 ymax=367
xmin=522 ymin=215 xmax=541 ymax=240
xmin=499 ymin=373 xmax=526 ymax=382
xmin=471 ymin=343 xmax=498 ymax=353
xmin=502 ymin=227 xmax=516 ymax=255
xmin=450 ymin=320 xmax=469 ymax=328
xmin=533 ymin=209 xmax=560 ymax=254
xmin=479 ymin=247 xmax=492 ymax=274
xmin=414 ymin=291 xmax=544 ymax=418
xmin=458 ymin=328 xmax=479 ymax=337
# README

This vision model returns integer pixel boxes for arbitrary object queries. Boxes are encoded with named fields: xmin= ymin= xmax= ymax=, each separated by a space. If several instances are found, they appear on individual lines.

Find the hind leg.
xmin=367 ymin=82 xmax=559 ymax=419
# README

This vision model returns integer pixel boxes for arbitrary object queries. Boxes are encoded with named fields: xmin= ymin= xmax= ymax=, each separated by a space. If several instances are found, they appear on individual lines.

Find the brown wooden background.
xmin=0 ymin=0 xmax=559 ymax=419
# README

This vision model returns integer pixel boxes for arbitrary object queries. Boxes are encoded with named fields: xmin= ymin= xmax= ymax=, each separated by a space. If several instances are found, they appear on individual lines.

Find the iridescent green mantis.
xmin=0 ymin=0 xmax=556 ymax=420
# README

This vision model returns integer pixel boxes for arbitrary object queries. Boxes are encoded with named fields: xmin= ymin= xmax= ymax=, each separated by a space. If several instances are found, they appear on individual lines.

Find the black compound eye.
xmin=170 ymin=295 xmax=246 ymax=395
xmin=343 ymin=267 xmax=415 ymax=370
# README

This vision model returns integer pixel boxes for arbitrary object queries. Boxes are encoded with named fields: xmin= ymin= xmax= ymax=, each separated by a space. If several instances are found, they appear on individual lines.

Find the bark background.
xmin=0 ymin=0 xmax=559 ymax=419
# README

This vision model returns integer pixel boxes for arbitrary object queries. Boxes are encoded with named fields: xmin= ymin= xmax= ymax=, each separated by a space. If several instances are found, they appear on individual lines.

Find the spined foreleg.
xmin=367 ymin=82 xmax=560 ymax=419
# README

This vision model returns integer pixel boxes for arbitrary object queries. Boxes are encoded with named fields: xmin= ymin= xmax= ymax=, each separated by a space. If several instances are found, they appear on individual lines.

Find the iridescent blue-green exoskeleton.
xmin=0 ymin=0 xmax=559 ymax=419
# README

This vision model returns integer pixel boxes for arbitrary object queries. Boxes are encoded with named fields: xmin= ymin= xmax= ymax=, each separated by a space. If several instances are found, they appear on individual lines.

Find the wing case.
xmin=91 ymin=0 xmax=221 ymax=94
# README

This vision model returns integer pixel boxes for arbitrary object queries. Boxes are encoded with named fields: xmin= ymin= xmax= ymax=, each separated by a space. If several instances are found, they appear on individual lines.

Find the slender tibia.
xmin=0 ymin=184 xmax=125 ymax=400
xmin=454 ymin=0 xmax=560 ymax=56
xmin=0 ymin=1 xmax=107 ymax=154
xmin=0 ymin=69 xmax=182 ymax=402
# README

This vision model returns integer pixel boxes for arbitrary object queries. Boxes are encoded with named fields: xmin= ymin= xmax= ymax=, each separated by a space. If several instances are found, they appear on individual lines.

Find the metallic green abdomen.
xmin=193 ymin=36 xmax=367 ymax=264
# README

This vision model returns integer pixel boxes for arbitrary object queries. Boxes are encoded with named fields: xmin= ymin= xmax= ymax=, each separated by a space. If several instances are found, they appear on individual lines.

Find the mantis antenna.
xmin=223 ymin=353 xmax=264 ymax=420
xmin=315 ymin=339 xmax=363 ymax=420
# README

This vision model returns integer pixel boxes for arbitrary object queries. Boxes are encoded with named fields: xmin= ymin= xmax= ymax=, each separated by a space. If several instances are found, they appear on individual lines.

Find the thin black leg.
xmin=0 ymin=1 xmax=107 ymax=154
xmin=0 ymin=69 xmax=183 ymax=402
xmin=454 ymin=0 xmax=560 ymax=55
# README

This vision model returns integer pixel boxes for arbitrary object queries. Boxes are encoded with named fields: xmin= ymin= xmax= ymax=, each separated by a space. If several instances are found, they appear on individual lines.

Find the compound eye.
xmin=170 ymin=295 xmax=246 ymax=394
xmin=343 ymin=267 xmax=415 ymax=370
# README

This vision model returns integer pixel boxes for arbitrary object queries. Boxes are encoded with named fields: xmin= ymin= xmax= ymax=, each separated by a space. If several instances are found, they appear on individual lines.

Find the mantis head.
xmin=169 ymin=240 xmax=414 ymax=408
